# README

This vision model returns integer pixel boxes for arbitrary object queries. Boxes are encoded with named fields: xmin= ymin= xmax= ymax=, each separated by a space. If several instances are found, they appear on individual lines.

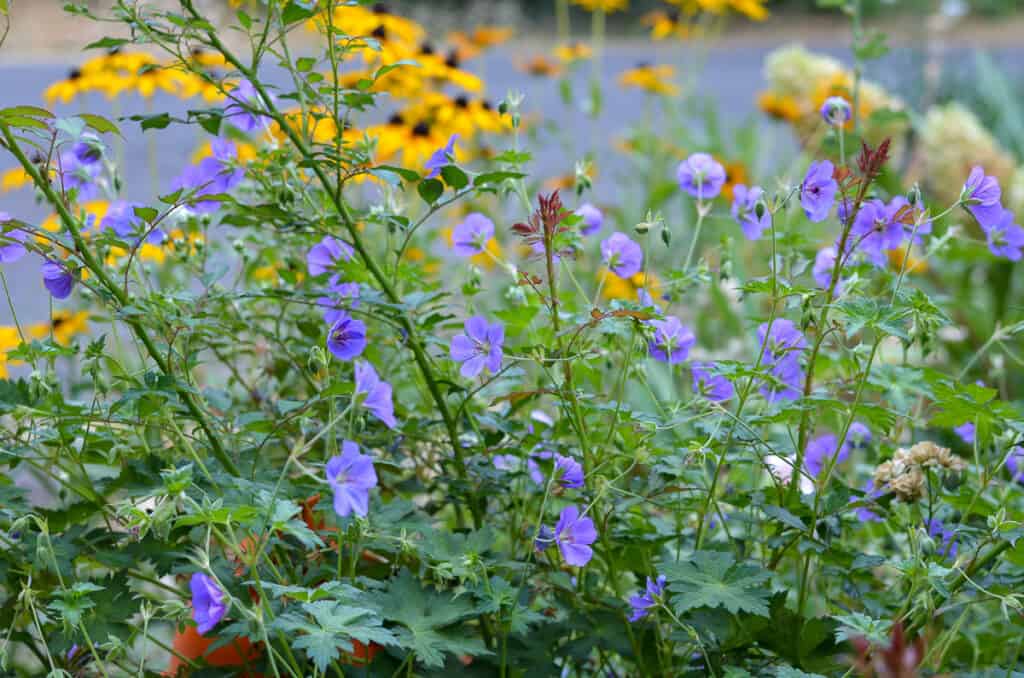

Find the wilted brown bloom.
xmin=873 ymin=441 xmax=966 ymax=502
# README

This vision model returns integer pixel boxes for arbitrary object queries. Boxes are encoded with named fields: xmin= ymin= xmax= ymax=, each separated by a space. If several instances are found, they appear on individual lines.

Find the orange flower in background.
xmin=720 ymin=159 xmax=749 ymax=202
xmin=449 ymin=25 xmax=513 ymax=60
xmin=519 ymin=55 xmax=563 ymax=78
xmin=618 ymin=64 xmax=679 ymax=97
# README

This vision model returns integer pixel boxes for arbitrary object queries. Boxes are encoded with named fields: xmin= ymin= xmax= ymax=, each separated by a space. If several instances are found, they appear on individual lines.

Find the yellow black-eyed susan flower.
xmin=642 ymin=8 xmax=693 ymax=40
xmin=618 ymin=63 xmax=679 ymax=97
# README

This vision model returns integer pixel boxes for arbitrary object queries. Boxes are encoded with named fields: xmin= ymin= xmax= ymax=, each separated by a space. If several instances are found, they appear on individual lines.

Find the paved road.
xmin=0 ymin=43 xmax=1019 ymax=328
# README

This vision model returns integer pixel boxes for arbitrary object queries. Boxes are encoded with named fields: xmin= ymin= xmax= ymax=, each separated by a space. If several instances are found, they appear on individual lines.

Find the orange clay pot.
xmin=166 ymin=495 xmax=385 ymax=675
xmin=163 ymin=625 xmax=264 ymax=677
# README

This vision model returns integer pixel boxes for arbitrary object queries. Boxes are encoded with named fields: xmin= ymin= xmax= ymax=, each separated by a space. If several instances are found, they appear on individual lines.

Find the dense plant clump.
xmin=2 ymin=0 xmax=1024 ymax=676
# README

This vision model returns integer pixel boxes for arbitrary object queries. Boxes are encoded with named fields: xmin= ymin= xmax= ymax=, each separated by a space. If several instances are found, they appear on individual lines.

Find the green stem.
xmin=0 ymin=119 xmax=240 ymax=478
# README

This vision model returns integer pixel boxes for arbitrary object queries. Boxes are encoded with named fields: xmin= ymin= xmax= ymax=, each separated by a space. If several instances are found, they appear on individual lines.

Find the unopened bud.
xmin=754 ymin=200 xmax=767 ymax=219
xmin=907 ymin=184 xmax=921 ymax=207
xmin=660 ymin=226 xmax=671 ymax=247
xmin=635 ymin=221 xmax=651 ymax=235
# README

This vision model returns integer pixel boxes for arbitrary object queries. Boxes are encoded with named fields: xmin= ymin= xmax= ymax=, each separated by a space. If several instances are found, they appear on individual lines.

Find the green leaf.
xmin=663 ymin=551 xmax=772 ymax=617
xmin=1 ymin=105 xmax=53 ymax=120
xmin=417 ymin=178 xmax=444 ymax=205
xmin=761 ymin=505 xmax=807 ymax=532
xmin=277 ymin=602 xmax=398 ymax=673
xmin=440 ymin=165 xmax=468 ymax=190
xmin=136 ymin=112 xmax=172 ymax=131
xmin=378 ymin=569 xmax=491 ymax=668
xmin=77 ymin=113 xmax=121 ymax=136
xmin=374 ymin=165 xmax=420 ymax=182
xmin=281 ymin=1 xmax=316 ymax=24
xmin=84 ymin=37 xmax=132 ymax=50
xmin=474 ymin=171 xmax=525 ymax=187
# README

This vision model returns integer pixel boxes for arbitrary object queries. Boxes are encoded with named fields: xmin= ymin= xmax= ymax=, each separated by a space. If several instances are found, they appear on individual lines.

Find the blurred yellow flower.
xmin=519 ymin=55 xmax=564 ymax=78
xmin=41 ymin=200 xmax=110 ymax=235
xmin=553 ymin=43 xmax=593 ymax=63
xmin=28 ymin=310 xmax=89 ymax=346
xmin=598 ymin=269 xmax=664 ymax=302
xmin=887 ymin=246 xmax=928 ymax=274
xmin=191 ymin=140 xmax=258 ymax=165
xmin=1 ymin=167 xmax=31 ymax=193
xmin=571 ymin=0 xmax=629 ymax=12
xmin=667 ymin=0 xmax=767 ymax=20
xmin=618 ymin=64 xmax=679 ymax=97
xmin=643 ymin=9 xmax=693 ymax=40
xmin=0 ymin=326 xmax=20 ymax=378
xmin=757 ymin=91 xmax=804 ymax=123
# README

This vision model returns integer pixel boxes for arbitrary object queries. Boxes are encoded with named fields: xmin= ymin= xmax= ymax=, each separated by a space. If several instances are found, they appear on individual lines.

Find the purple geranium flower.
xmin=837 ymin=198 xmax=854 ymax=225
xmin=354 ymin=360 xmax=398 ymax=429
xmin=450 ymin=316 xmax=504 ymax=378
xmin=425 ymin=133 xmax=458 ymax=179
xmin=676 ymin=153 xmax=726 ymax=199
xmin=526 ymin=450 xmax=553 ymax=486
xmin=800 ymin=160 xmax=838 ymax=223
xmin=628 ymin=575 xmax=666 ymax=622
xmin=849 ymin=199 xmax=905 ymax=266
xmin=845 ymin=422 xmax=872 ymax=450
xmin=804 ymin=433 xmax=848 ymax=477
xmin=820 ymin=96 xmax=852 ymax=126
xmin=691 ymin=361 xmax=734 ymax=401
xmin=493 ymin=454 xmax=519 ymax=472
xmin=576 ymin=203 xmax=604 ymax=235
xmin=554 ymin=505 xmax=597 ymax=567
xmin=174 ymin=137 xmax=245 ymax=213
xmin=601 ymin=231 xmax=643 ymax=278
xmin=962 ymin=166 xmax=1003 ymax=229
xmin=190 ymin=573 xmax=227 ymax=635
xmin=813 ymin=246 xmax=842 ymax=293
xmin=757 ymin=319 xmax=807 ymax=402
xmin=41 ymin=260 xmax=74 ymax=299
xmin=927 ymin=519 xmax=958 ymax=560
xmin=326 ymin=311 xmax=367 ymax=361
xmin=325 ymin=440 xmax=378 ymax=518
xmin=647 ymin=316 xmax=695 ymax=365
xmin=852 ymin=481 xmax=884 ymax=523
xmin=1006 ymin=447 xmax=1024 ymax=483
xmin=224 ymin=79 xmax=271 ymax=133
xmin=534 ymin=524 xmax=555 ymax=553
xmin=0 ymin=225 xmax=28 ymax=264
xmin=57 ymin=141 xmax=103 ymax=200
xmin=731 ymin=184 xmax=770 ymax=240
xmin=554 ymin=454 xmax=584 ymax=489
xmin=452 ymin=213 xmax=494 ymax=256
xmin=954 ymin=421 xmax=975 ymax=446
xmin=307 ymin=235 xmax=354 ymax=276
xmin=317 ymin=276 xmax=360 ymax=325
xmin=983 ymin=209 xmax=1024 ymax=261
